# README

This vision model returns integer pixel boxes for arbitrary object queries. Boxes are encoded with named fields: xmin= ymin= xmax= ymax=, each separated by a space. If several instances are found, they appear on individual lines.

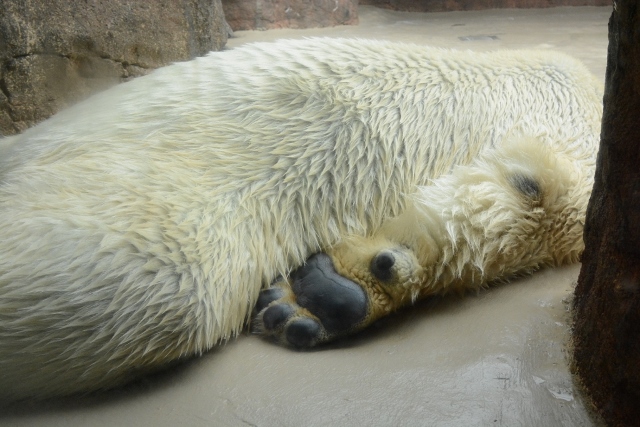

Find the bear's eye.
xmin=370 ymin=251 xmax=395 ymax=282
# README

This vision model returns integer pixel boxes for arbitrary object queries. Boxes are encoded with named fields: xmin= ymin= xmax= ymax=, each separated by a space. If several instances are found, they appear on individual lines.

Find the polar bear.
xmin=0 ymin=38 xmax=602 ymax=400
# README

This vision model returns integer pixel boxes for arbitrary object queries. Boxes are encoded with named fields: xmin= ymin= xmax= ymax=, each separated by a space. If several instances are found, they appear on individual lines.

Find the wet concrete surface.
xmin=0 ymin=6 xmax=610 ymax=426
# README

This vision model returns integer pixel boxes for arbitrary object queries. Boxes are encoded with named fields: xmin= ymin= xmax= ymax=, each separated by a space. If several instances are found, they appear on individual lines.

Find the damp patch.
xmin=459 ymin=35 xmax=499 ymax=41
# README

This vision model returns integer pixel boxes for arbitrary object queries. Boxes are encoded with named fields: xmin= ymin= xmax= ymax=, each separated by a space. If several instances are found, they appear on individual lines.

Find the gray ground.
xmin=1 ymin=6 xmax=610 ymax=426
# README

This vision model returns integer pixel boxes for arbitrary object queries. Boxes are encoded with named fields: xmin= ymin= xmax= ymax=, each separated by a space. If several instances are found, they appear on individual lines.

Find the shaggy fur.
xmin=0 ymin=38 xmax=602 ymax=399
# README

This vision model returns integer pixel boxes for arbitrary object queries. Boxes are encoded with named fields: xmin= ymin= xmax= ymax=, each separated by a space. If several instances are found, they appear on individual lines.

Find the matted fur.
xmin=0 ymin=38 xmax=602 ymax=399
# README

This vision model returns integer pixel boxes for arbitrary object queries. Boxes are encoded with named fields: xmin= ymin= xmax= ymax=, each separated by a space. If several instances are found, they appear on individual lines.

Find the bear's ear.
xmin=374 ymin=202 xmax=444 ymax=268
xmin=363 ymin=245 xmax=423 ymax=290
xmin=370 ymin=250 xmax=395 ymax=282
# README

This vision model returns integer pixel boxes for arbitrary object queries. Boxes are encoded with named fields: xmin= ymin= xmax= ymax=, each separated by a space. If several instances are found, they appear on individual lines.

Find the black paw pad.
xmin=291 ymin=253 xmax=368 ymax=334
xmin=256 ymin=288 xmax=285 ymax=312
xmin=262 ymin=304 xmax=294 ymax=331
xmin=286 ymin=318 xmax=321 ymax=348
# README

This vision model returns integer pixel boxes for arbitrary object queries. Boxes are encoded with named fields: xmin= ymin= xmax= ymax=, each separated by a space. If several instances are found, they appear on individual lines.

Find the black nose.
xmin=290 ymin=253 xmax=368 ymax=334
xmin=370 ymin=251 xmax=395 ymax=282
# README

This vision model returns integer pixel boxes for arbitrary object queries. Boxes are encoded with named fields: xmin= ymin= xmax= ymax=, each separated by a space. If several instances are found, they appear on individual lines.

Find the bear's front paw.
xmin=253 ymin=253 xmax=370 ymax=348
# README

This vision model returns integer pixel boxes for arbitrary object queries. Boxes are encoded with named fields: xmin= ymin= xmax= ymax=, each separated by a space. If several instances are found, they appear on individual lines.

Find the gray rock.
xmin=0 ymin=0 xmax=228 ymax=135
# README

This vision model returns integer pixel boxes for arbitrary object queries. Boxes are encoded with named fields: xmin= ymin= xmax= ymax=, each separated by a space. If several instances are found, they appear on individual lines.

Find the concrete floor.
xmin=0 ymin=5 xmax=610 ymax=427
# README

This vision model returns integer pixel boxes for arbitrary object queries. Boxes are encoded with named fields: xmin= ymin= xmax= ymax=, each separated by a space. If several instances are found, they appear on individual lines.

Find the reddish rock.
xmin=359 ymin=0 xmax=610 ymax=12
xmin=222 ymin=0 xmax=358 ymax=31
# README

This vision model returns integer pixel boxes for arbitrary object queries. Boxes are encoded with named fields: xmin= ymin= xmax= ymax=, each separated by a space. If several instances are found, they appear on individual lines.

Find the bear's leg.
xmin=254 ymin=137 xmax=589 ymax=348
xmin=253 ymin=254 xmax=371 ymax=347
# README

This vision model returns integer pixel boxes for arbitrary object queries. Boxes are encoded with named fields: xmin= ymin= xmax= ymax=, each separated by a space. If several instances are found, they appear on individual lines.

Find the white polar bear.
xmin=0 ymin=38 xmax=602 ymax=400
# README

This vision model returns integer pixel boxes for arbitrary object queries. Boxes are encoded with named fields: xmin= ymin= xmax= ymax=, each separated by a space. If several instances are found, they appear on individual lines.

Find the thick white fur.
xmin=0 ymin=38 xmax=602 ymax=399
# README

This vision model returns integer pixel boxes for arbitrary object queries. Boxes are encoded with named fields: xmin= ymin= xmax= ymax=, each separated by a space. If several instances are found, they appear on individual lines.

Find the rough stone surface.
xmin=359 ymin=0 xmax=610 ymax=12
xmin=0 ymin=0 xmax=228 ymax=135
xmin=222 ymin=0 xmax=358 ymax=31
xmin=573 ymin=2 xmax=640 ymax=427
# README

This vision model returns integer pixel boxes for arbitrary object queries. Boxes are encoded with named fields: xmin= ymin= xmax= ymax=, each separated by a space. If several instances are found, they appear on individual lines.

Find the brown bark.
xmin=573 ymin=2 xmax=640 ymax=426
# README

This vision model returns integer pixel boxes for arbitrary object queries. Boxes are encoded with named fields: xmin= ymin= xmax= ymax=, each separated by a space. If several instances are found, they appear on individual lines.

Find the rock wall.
xmin=359 ymin=0 xmax=610 ymax=12
xmin=573 ymin=2 xmax=640 ymax=426
xmin=0 ymin=0 xmax=229 ymax=135
xmin=222 ymin=0 xmax=358 ymax=31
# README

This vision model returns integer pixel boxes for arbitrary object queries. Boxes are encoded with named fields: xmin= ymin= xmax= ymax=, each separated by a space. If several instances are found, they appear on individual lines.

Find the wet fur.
xmin=0 ymin=38 xmax=602 ymax=399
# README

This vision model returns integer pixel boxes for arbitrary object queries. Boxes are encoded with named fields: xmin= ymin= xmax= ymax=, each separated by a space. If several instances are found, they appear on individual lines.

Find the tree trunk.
xmin=573 ymin=2 xmax=640 ymax=426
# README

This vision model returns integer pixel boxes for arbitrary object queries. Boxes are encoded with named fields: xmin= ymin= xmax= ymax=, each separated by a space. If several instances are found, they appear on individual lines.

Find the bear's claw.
xmin=254 ymin=253 xmax=369 ymax=348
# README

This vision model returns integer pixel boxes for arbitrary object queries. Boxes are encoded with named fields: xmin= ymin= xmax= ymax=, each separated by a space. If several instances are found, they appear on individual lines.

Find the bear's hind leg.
xmin=253 ymin=231 xmax=433 ymax=348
